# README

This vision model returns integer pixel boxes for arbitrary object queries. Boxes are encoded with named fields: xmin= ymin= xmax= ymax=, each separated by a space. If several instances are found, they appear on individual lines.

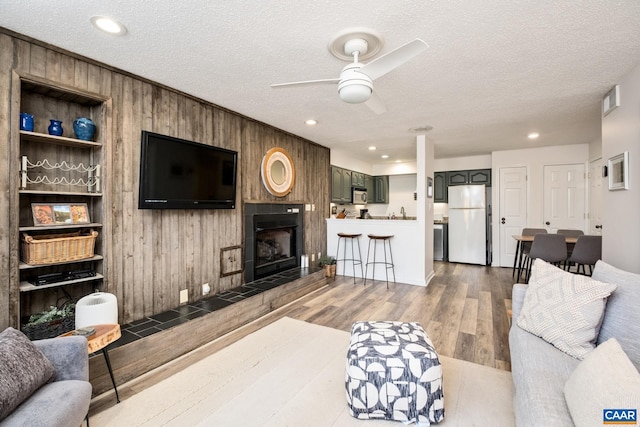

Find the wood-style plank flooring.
xmin=90 ymin=262 xmax=514 ymax=415
xmin=282 ymin=261 xmax=514 ymax=371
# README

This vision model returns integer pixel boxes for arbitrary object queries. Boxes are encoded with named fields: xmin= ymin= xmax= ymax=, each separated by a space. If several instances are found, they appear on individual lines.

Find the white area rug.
xmin=91 ymin=317 xmax=514 ymax=426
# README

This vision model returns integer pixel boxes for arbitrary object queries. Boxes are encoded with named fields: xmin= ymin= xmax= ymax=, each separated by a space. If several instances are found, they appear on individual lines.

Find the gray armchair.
xmin=1 ymin=336 xmax=92 ymax=427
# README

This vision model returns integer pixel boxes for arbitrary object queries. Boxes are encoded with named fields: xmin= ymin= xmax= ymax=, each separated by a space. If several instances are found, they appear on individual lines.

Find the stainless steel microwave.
xmin=352 ymin=188 xmax=368 ymax=204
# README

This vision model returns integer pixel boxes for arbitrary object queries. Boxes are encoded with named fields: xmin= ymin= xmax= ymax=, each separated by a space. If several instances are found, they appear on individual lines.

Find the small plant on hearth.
xmin=317 ymin=256 xmax=336 ymax=267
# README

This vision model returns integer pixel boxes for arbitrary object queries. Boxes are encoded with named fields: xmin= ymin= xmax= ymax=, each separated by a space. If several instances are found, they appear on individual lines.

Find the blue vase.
xmin=20 ymin=113 xmax=34 ymax=131
xmin=73 ymin=117 xmax=96 ymax=141
xmin=48 ymin=119 xmax=63 ymax=136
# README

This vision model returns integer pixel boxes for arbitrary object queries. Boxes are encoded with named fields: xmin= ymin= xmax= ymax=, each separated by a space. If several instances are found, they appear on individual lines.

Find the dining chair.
xmin=557 ymin=229 xmax=584 ymax=268
xmin=525 ymin=233 xmax=567 ymax=282
xmin=566 ymin=235 xmax=602 ymax=275
xmin=516 ymin=228 xmax=548 ymax=282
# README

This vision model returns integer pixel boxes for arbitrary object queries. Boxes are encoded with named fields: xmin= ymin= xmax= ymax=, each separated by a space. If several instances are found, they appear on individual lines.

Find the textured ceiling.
xmin=2 ymin=1 xmax=640 ymax=163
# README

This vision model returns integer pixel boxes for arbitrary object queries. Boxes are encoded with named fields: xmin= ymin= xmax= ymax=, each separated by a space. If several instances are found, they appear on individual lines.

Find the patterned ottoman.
xmin=345 ymin=321 xmax=445 ymax=425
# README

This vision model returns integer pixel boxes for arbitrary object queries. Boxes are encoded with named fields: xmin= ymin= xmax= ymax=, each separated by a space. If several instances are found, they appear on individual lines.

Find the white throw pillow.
xmin=564 ymin=338 xmax=640 ymax=427
xmin=517 ymin=259 xmax=617 ymax=359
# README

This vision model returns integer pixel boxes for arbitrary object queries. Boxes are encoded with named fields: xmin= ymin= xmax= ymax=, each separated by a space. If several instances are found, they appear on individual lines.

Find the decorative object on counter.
xmin=72 ymin=117 xmax=96 ymax=141
xmin=47 ymin=119 xmax=63 ymax=136
xmin=318 ymin=255 xmax=336 ymax=278
xmin=336 ymin=208 xmax=347 ymax=219
xmin=20 ymin=112 xmax=34 ymax=131
xmin=261 ymin=147 xmax=295 ymax=197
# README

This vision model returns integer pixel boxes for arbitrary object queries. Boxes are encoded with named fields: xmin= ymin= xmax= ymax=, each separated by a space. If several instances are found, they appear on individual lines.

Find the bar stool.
xmin=364 ymin=234 xmax=396 ymax=289
xmin=336 ymin=233 xmax=364 ymax=284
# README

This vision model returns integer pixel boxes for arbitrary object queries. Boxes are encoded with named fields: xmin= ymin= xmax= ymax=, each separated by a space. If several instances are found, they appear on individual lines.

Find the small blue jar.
xmin=73 ymin=117 xmax=96 ymax=141
xmin=20 ymin=113 xmax=34 ymax=131
xmin=48 ymin=119 xmax=63 ymax=136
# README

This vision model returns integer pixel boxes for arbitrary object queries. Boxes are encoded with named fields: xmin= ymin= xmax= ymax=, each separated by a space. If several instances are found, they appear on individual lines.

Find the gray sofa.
xmin=0 ymin=335 xmax=92 ymax=427
xmin=510 ymin=260 xmax=640 ymax=426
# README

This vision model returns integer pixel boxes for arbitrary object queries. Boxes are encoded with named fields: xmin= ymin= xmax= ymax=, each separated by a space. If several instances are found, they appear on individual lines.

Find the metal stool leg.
xmin=336 ymin=237 xmax=342 ymax=276
xmin=349 ymin=237 xmax=357 ymax=284
xmin=386 ymin=239 xmax=396 ymax=286
xmin=364 ymin=238 xmax=373 ymax=286
xmin=102 ymin=348 xmax=120 ymax=403
xmin=356 ymin=238 xmax=364 ymax=283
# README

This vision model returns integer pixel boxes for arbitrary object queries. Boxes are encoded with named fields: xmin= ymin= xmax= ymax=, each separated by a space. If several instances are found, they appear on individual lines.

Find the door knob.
xmin=595 ymin=225 xmax=602 ymax=229
xmin=501 ymin=217 xmax=506 ymax=224
xmin=545 ymin=221 xmax=550 ymax=226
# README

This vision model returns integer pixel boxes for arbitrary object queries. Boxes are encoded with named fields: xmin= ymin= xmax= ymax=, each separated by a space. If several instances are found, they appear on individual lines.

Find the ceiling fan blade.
xmin=365 ymin=92 xmax=387 ymax=115
xmin=271 ymin=78 xmax=340 ymax=88
xmin=358 ymin=39 xmax=429 ymax=81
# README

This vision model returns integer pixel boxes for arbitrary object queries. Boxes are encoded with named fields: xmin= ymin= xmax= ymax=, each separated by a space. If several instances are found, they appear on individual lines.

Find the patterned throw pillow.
xmin=517 ymin=259 xmax=617 ymax=359
xmin=0 ymin=327 xmax=56 ymax=421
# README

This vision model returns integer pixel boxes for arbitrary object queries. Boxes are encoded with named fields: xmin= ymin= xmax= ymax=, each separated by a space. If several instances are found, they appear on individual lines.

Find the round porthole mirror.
xmin=261 ymin=147 xmax=294 ymax=197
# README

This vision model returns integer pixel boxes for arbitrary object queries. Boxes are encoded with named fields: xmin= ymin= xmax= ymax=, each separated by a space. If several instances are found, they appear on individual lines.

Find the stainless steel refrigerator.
xmin=448 ymin=185 xmax=486 ymax=265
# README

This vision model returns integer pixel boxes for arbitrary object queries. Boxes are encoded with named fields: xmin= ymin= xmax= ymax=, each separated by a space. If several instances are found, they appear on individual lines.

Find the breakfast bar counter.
xmin=326 ymin=218 xmax=427 ymax=286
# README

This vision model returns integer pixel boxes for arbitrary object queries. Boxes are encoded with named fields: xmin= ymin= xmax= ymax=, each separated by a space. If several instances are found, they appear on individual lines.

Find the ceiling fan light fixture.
xmin=339 ymin=84 xmax=372 ymax=103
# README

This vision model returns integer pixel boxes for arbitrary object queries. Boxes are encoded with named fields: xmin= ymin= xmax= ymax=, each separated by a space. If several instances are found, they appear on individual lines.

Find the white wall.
xmin=417 ymin=135 xmax=435 ymax=285
xmin=491 ymin=143 xmax=590 ymax=266
xmin=435 ymin=154 xmax=491 ymax=172
xmin=372 ymin=162 xmax=417 ymax=175
xmin=330 ymin=148 xmax=373 ymax=174
xmin=601 ymin=63 xmax=640 ymax=273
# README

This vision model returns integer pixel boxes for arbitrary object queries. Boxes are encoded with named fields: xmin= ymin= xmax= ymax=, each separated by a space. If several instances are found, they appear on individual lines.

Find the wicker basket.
xmin=21 ymin=316 xmax=75 ymax=340
xmin=21 ymin=229 xmax=98 ymax=265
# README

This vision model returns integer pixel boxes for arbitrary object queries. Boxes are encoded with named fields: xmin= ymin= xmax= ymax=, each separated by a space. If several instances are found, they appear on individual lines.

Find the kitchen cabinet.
xmin=331 ymin=166 xmax=353 ymax=204
xmin=371 ymin=175 xmax=389 ymax=204
xmin=365 ymin=174 xmax=374 ymax=195
xmin=351 ymin=171 xmax=365 ymax=188
xmin=434 ymin=172 xmax=447 ymax=202
xmin=446 ymin=169 xmax=491 ymax=186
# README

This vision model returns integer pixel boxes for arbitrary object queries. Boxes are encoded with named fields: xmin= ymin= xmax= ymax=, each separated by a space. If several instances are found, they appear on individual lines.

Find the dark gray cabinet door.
xmin=469 ymin=169 xmax=491 ymax=186
xmin=331 ymin=166 xmax=343 ymax=203
xmin=447 ymin=170 xmax=469 ymax=186
xmin=434 ymin=172 xmax=447 ymax=202
xmin=372 ymin=175 xmax=389 ymax=203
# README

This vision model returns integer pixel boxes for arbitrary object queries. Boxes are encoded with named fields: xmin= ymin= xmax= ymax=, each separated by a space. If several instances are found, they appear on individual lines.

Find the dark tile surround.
xmin=108 ymin=267 xmax=320 ymax=351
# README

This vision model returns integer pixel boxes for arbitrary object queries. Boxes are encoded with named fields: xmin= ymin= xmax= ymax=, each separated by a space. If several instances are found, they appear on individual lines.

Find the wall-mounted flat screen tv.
xmin=138 ymin=131 xmax=237 ymax=209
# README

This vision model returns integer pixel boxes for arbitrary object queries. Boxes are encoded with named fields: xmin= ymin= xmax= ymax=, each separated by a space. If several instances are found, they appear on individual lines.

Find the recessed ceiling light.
xmin=528 ymin=132 xmax=540 ymax=139
xmin=305 ymin=119 xmax=317 ymax=126
xmin=90 ymin=16 xmax=127 ymax=35
xmin=368 ymin=146 xmax=376 ymax=151
xmin=381 ymin=154 xmax=389 ymax=159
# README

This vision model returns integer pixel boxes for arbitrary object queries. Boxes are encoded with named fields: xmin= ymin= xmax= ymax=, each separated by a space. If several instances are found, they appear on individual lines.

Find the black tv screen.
xmin=138 ymin=131 xmax=237 ymax=209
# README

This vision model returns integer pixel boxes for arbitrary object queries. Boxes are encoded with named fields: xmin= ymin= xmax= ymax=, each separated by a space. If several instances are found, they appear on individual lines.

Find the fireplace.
xmin=244 ymin=204 xmax=303 ymax=282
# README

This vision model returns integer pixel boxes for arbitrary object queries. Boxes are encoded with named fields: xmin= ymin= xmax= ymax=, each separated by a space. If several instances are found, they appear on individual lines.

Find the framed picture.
xmin=31 ymin=203 xmax=90 ymax=226
xmin=31 ymin=204 xmax=55 ymax=226
xmin=427 ymin=177 xmax=434 ymax=198
xmin=608 ymin=152 xmax=629 ymax=191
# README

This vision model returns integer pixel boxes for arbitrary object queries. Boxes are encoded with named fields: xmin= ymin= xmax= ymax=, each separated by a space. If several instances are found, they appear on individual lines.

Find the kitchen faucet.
xmin=400 ymin=206 xmax=406 ymax=219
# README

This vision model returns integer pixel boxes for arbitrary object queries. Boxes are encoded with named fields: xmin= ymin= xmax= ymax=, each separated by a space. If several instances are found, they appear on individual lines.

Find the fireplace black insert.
xmin=244 ymin=204 xmax=304 ymax=282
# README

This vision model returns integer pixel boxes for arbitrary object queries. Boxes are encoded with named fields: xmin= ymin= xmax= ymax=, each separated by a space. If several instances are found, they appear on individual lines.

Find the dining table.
xmin=511 ymin=234 xmax=579 ymax=281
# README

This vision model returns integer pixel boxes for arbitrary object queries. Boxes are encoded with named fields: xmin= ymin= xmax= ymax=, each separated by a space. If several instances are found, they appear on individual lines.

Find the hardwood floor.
xmin=281 ymin=261 xmax=514 ymax=371
xmin=89 ymin=262 xmax=514 ymax=415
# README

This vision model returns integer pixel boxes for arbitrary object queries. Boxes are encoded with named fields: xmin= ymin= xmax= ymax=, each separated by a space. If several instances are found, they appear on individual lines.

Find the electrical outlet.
xmin=202 ymin=283 xmax=211 ymax=295
xmin=305 ymin=204 xmax=311 ymax=211
xmin=311 ymin=253 xmax=315 ymax=262
xmin=179 ymin=289 xmax=188 ymax=304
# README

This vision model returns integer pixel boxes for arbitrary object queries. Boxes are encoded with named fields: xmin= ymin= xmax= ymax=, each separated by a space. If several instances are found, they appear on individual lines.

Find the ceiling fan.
xmin=271 ymin=29 xmax=429 ymax=114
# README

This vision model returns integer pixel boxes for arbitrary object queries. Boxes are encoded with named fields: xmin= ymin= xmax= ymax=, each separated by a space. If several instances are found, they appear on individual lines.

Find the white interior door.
xmin=498 ymin=167 xmax=527 ymax=267
xmin=543 ymin=164 xmax=586 ymax=232
xmin=589 ymin=159 xmax=603 ymax=235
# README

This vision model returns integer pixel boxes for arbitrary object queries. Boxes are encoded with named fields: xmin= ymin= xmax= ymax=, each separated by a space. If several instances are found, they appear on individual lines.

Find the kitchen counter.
xmin=326 ymin=218 xmax=427 ymax=286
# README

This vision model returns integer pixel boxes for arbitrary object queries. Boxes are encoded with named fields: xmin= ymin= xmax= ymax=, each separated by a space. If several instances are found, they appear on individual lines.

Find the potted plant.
xmin=318 ymin=256 xmax=337 ymax=278
xmin=21 ymin=303 xmax=76 ymax=340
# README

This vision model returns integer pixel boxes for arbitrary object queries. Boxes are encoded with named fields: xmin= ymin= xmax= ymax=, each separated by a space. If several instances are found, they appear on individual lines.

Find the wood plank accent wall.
xmin=0 ymin=31 xmax=330 ymax=329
